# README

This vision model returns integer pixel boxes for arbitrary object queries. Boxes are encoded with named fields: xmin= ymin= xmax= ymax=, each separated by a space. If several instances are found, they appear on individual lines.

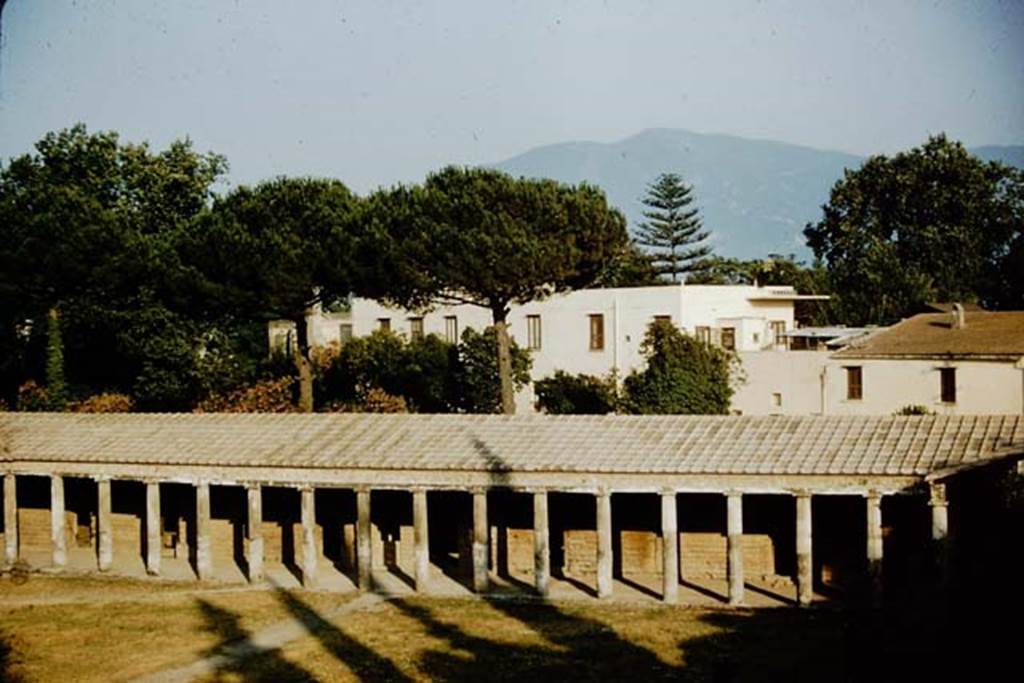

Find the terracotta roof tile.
xmin=833 ymin=311 xmax=1024 ymax=359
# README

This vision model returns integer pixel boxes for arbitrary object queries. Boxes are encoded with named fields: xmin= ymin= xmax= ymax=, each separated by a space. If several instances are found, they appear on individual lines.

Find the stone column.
xmin=145 ymin=480 xmax=161 ymax=576
xmin=413 ymin=488 xmax=430 ymax=591
xmin=929 ymin=483 xmax=948 ymax=542
xmin=929 ymin=482 xmax=949 ymax=583
xmin=51 ymin=475 xmax=67 ymax=568
xmin=196 ymin=481 xmax=212 ymax=580
xmin=596 ymin=489 xmax=613 ymax=599
xmin=97 ymin=477 xmax=113 ymax=572
xmin=3 ymin=473 xmax=17 ymax=565
xmin=356 ymin=488 xmax=372 ymax=591
xmin=727 ymin=492 xmax=744 ymax=606
xmin=472 ymin=489 xmax=489 ymax=593
xmin=795 ymin=492 xmax=813 ymax=606
xmin=300 ymin=486 xmax=317 ymax=588
xmin=246 ymin=484 xmax=263 ymax=583
xmin=661 ymin=491 xmax=678 ymax=604
xmin=866 ymin=492 xmax=883 ymax=604
xmin=533 ymin=489 xmax=550 ymax=597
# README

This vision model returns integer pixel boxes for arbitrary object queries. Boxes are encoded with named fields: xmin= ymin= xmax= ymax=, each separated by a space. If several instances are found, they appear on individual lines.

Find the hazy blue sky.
xmin=1 ymin=1 xmax=1021 ymax=193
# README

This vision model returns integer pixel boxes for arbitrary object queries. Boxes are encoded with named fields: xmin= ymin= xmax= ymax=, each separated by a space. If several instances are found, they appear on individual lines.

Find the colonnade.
xmin=1 ymin=472 xmax=951 ymax=606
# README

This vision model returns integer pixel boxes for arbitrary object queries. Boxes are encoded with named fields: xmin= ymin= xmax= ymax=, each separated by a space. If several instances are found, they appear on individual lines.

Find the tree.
xmin=0 ymin=124 xmax=226 ymax=406
xmin=450 ymin=327 xmax=532 ymax=414
xmin=594 ymin=240 xmax=662 ymax=288
xmin=365 ymin=167 xmax=628 ymax=414
xmin=804 ymin=134 xmax=1024 ymax=325
xmin=636 ymin=173 xmax=712 ymax=282
xmin=621 ymin=320 xmax=734 ymax=414
xmin=183 ymin=177 xmax=363 ymax=411
xmin=534 ymin=371 xmax=618 ymax=414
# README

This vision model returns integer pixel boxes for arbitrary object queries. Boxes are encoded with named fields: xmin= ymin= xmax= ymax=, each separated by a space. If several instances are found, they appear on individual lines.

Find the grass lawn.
xmin=0 ymin=573 xmax=979 ymax=682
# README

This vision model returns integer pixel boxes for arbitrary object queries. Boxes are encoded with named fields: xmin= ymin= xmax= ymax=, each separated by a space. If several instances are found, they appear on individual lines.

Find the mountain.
xmin=491 ymin=129 xmax=1022 ymax=260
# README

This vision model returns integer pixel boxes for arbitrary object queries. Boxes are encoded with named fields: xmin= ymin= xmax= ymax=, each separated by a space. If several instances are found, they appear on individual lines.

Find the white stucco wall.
xmin=270 ymin=284 xmax=807 ymax=413
xmin=733 ymin=351 xmax=830 ymax=415
xmin=822 ymin=359 xmax=1024 ymax=416
xmin=732 ymin=352 xmax=1024 ymax=416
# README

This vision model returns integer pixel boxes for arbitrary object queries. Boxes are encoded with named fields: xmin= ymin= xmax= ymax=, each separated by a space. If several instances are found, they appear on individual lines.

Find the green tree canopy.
xmin=182 ymin=177 xmax=363 ymax=411
xmin=621 ymin=320 xmax=734 ymax=414
xmin=0 ymin=124 xmax=226 ymax=407
xmin=534 ymin=370 xmax=618 ymax=415
xmin=804 ymin=134 xmax=1024 ymax=325
xmin=365 ymin=166 xmax=628 ymax=414
xmin=636 ymin=173 xmax=712 ymax=283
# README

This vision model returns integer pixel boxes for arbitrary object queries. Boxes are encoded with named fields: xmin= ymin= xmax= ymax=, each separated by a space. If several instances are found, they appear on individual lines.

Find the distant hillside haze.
xmin=491 ymin=128 xmax=1023 ymax=260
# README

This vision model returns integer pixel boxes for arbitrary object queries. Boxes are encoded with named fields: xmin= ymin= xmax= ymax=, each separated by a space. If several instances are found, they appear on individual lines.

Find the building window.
xmin=283 ymin=330 xmax=293 ymax=356
xmin=338 ymin=324 xmax=353 ymax=345
xmin=409 ymin=317 xmax=424 ymax=341
xmin=721 ymin=327 xmax=736 ymax=351
xmin=695 ymin=326 xmax=711 ymax=344
xmin=444 ymin=316 xmax=458 ymax=343
xmin=377 ymin=318 xmax=391 ymax=333
xmin=772 ymin=392 xmax=783 ymax=408
xmin=770 ymin=320 xmax=786 ymax=344
xmin=845 ymin=366 xmax=863 ymax=400
xmin=589 ymin=314 xmax=604 ymax=351
xmin=940 ymin=367 xmax=956 ymax=403
xmin=526 ymin=314 xmax=542 ymax=350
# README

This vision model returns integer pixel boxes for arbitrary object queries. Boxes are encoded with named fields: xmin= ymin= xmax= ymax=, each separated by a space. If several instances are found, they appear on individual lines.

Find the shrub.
xmin=71 ymin=393 xmax=133 ymax=413
xmin=451 ymin=327 xmax=531 ymax=414
xmin=621 ymin=320 xmax=734 ymax=414
xmin=535 ymin=371 xmax=619 ymax=414
xmin=16 ymin=380 xmax=51 ymax=412
xmin=194 ymin=377 xmax=296 ymax=413
xmin=895 ymin=404 xmax=932 ymax=415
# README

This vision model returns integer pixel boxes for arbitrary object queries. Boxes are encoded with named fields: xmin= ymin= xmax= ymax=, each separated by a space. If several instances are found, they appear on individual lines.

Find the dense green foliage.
xmin=621 ymin=320 xmax=734 ymax=414
xmin=804 ymin=135 xmax=1024 ymax=324
xmin=595 ymin=240 xmax=662 ymax=288
xmin=319 ymin=327 xmax=530 ymax=414
xmin=365 ymin=166 xmax=627 ymax=413
xmin=182 ymin=177 xmax=364 ymax=411
xmin=534 ymin=371 xmax=619 ymax=415
xmin=44 ymin=309 xmax=66 ymax=410
xmin=0 ymin=124 xmax=228 ymax=408
xmin=636 ymin=173 xmax=712 ymax=282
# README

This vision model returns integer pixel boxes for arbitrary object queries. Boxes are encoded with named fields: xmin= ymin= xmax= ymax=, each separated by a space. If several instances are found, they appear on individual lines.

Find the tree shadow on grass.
xmin=0 ymin=629 xmax=26 ymax=683
xmin=195 ymin=598 xmax=316 ymax=682
xmin=272 ymin=588 xmax=412 ymax=682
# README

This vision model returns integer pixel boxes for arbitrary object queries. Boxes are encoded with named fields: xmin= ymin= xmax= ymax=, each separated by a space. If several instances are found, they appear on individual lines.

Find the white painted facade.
xmin=270 ymin=284 xmax=812 ymax=413
xmin=733 ymin=351 xmax=1024 ymax=416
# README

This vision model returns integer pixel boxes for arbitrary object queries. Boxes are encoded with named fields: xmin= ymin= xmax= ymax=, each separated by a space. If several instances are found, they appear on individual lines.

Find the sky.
xmin=0 ymin=0 xmax=1021 ymax=193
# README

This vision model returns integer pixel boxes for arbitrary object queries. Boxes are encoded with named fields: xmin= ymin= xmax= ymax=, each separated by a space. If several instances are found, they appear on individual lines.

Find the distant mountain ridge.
xmin=491 ymin=128 xmax=1023 ymax=260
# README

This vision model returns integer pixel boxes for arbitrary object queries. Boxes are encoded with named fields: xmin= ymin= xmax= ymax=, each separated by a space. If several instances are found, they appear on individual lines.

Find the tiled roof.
xmin=2 ymin=413 xmax=1022 ymax=478
xmin=833 ymin=311 xmax=1024 ymax=360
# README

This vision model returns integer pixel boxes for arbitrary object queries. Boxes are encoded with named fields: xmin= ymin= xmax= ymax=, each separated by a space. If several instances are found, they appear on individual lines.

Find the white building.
xmin=270 ymin=284 xmax=824 ymax=412
xmin=732 ymin=309 xmax=1024 ymax=416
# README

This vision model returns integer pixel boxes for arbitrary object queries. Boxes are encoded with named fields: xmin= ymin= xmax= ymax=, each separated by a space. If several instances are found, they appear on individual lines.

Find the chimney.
xmin=951 ymin=303 xmax=966 ymax=329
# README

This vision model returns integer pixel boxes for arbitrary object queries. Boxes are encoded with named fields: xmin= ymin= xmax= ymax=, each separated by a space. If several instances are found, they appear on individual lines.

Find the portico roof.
xmin=2 ymin=413 xmax=1021 ymax=480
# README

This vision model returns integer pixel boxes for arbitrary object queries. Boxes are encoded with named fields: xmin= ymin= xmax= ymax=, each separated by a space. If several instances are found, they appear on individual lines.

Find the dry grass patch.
xmin=0 ymin=574 xmax=354 ymax=682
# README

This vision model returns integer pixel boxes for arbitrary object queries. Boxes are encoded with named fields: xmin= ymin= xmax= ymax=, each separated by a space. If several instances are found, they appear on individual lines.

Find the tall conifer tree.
xmin=636 ymin=173 xmax=711 ymax=282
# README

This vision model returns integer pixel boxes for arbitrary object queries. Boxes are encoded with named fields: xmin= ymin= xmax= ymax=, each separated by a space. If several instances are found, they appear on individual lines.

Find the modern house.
xmin=733 ymin=308 xmax=1024 ymax=416
xmin=269 ymin=284 xmax=827 ymax=412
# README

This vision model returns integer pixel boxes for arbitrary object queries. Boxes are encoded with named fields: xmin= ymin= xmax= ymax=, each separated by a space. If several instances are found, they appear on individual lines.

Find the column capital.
xmin=725 ymin=489 xmax=744 ymax=499
xmin=410 ymin=485 xmax=429 ymax=494
xmin=295 ymin=484 xmax=314 ymax=493
xmin=595 ymin=487 xmax=612 ymax=498
xmin=93 ymin=474 xmax=114 ymax=483
xmin=241 ymin=481 xmax=263 ymax=491
xmin=524 ymin=486 xmax=548 ymax=495
xmin=353 ymin=484 xmax=372 ymax=494
xmin=469 ymin=486 xmax=488 ymax=496
xmin=928 ymin=482 xmax=947 ymax=507
xmin=864 ymin=490 xmax=883 ymax=502
xmin=792 ymin=489 xmax=812 ymax=499
xmin=660 ymin=488 xmax=677 ymax=497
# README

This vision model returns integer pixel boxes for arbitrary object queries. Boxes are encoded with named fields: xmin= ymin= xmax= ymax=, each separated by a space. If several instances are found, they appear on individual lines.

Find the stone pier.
xmin=795 ymin=492 xmax=813 ymax=606
xmin=596 ymin=490 xmax=613 ymax=599
xmin=97 ymin=477 xmax=113 ymax=572
xmin=533 ymin=490 xmax=550 ymax=597
xmin=472 ymin=489 xmax=488 ymax=593
xmin=726 ymin=492 xmax=744 ymax=606
xmin=661 ymin=491 xmax=678 ymax=604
